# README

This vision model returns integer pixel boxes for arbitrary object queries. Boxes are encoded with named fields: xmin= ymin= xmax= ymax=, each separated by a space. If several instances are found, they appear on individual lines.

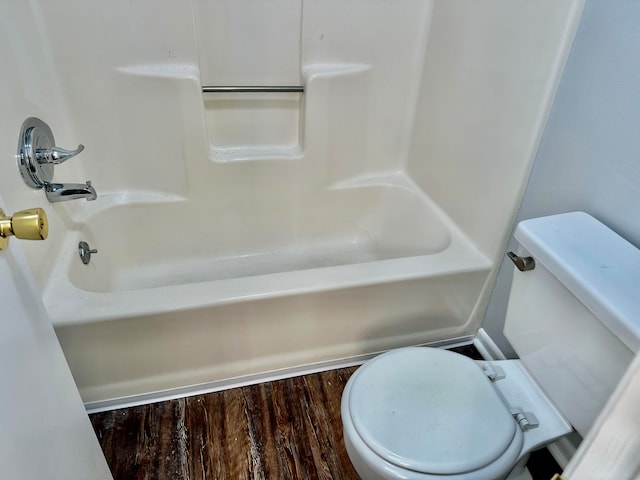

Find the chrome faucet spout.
xmin=45 ymin=180 xmax=97 ymax=202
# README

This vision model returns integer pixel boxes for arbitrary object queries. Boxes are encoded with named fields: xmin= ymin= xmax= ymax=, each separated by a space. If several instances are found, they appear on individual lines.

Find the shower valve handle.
xmin=36 ymin=144 xmax=85 ymax=165
xmin=17 ymin=118 xmax=97 ymax=203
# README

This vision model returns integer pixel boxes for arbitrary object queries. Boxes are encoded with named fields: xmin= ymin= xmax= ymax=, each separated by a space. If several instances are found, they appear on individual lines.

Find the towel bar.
xmin=202 ymin=86 xmax=304 ymax=93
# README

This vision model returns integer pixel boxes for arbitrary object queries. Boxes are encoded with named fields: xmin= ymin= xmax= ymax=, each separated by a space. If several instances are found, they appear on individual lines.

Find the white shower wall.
xmin=21 ymin=0 xmax=583 ymax=290
xmin=407 ymin=0 xmax=584 ymax=328
xmin=34 ymin=0 xmax=432 ymax=195
xmin=0 ymin=1 xmax=584 ymax=403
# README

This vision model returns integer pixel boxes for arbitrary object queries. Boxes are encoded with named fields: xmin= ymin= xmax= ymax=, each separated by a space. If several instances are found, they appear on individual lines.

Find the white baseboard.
xmin=547 ymin=434 xmax=580 ymax=469
xmin=85 ymin=355 xmax=370 ymax=414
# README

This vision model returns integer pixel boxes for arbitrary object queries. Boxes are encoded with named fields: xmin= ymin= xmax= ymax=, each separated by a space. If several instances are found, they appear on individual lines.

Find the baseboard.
xmin=547 ymin=434 xmax=580 ymax=470
xmin=85 ymin=355 xmax=370 ymax=414
xmin=473 ymin=327 xmax=508 ymax=360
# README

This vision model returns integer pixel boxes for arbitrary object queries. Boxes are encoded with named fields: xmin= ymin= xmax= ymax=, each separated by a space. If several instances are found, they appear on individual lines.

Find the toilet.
xmin=341 ymin=212 xmax=640 ymax=480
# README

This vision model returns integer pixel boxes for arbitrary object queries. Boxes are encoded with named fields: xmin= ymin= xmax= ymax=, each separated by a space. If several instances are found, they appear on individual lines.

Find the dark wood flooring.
xmin=91 ymin=366 xmax=359 ymax=479
xmin=90 ymin=345 xmax=560 ymax=480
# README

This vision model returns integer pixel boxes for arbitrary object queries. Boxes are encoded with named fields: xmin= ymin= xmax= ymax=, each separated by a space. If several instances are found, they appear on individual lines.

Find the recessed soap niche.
xmin=204 ymin=91 xmax=303 ymax=162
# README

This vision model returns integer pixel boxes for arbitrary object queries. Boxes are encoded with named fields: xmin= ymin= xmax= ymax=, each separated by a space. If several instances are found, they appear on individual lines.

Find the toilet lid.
xmin=348 ymin=347 xmax=517 ymax=475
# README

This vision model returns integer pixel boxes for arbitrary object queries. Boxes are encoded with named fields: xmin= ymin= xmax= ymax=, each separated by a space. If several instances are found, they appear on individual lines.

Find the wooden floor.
xmin=91 ymin=366 xmax=359 ymax=480
xmin=90 ymin=345 xmax=559 ymax=480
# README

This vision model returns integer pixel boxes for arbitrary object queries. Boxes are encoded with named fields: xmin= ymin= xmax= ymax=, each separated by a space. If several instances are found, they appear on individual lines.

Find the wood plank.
xmin=91 ymin=399 xmax=190 ymax=479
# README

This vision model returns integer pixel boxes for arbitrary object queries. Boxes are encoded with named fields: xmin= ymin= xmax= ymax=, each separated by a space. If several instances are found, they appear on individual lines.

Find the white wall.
xmin=483 ymin=0 xmax=640 ymax=356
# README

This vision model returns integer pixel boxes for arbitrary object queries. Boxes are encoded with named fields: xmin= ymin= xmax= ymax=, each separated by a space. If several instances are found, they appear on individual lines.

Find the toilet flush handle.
xmin=507 ymin=251 xmax=535 ymax=272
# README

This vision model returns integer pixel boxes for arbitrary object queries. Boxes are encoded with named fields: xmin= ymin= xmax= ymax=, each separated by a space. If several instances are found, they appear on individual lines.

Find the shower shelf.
xmin=204 ymin=87 xmax=302 ymax=162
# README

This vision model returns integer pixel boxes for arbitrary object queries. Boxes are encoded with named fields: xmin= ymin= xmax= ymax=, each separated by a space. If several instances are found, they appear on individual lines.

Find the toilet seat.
xmin=345 ymin=347 xmax=524 ymax=478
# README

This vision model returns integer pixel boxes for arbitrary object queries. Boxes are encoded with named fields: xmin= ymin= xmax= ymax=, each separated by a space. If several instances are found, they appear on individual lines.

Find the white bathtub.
xmin=44 ymin=179 xmax=491 ymax=409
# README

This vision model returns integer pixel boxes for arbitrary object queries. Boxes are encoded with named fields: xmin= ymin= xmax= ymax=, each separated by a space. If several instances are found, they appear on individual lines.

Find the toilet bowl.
xmin=341 ymin=347 xmax=569 ymax=480
xmin=341 ymin=212 xmax=640 ymax=480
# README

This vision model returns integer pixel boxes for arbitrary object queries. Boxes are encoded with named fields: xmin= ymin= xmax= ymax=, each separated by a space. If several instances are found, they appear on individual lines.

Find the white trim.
xmin=563 ymin=350 xmax=640 ymax=479
xmin=547 ymin=436 xmax=579 ymax=470
xmin=473 ymin=327 xmax=507 ymax=360
xmin=85 ymin=335 xmax=475 ymax=413
xmin=86 ymin=356 xmax=367 ymax=414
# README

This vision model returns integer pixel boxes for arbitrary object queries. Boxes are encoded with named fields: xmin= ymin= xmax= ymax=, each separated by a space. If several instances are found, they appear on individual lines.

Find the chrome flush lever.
xmin=507 ymin=251 xmax=536 ymax=272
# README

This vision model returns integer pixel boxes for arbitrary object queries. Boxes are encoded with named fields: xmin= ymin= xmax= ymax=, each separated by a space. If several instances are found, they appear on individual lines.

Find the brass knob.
xmin=0 ymin=207 xmax=48 ymax=250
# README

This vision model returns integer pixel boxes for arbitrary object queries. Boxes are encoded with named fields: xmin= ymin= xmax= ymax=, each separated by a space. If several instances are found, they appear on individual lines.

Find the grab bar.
xmin=202 ymin=86 xmax=304 ymax=93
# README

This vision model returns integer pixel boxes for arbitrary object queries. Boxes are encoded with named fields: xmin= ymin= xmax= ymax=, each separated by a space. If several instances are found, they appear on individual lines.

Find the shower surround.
xmin=2 ymin=0 xmax=583 ymax=408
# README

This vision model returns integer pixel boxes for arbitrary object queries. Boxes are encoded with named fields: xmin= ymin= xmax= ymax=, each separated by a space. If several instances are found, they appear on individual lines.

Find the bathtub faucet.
xmin=45 ymin=181 xmax=97 ymax=202
xmin=16 ymin=117 xmax=99 ymax=203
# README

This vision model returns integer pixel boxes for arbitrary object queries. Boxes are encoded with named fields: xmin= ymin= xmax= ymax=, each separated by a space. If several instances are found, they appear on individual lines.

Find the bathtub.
xmin=43 ymin=178 xmax=491 ymax=410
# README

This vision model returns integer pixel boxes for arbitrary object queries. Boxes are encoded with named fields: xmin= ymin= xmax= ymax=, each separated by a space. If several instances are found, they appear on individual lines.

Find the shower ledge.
xmin=329 ymin=171 xmax=419 ymax=190
xmin=116 ymin=63 xmax=199 ymax=80
xmin=51 ymin=191 xmax=187 ymax=223
xmin=210 ymin=145 xmax=303 ymax=163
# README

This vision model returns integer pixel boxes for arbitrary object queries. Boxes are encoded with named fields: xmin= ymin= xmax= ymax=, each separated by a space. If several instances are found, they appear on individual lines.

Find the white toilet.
xmin=341 ymin=212 xmax=640 ymax=480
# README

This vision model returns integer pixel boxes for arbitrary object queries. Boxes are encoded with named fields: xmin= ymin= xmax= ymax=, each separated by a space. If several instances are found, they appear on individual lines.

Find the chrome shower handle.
xmin=17 ymin=117 xmax=93 ymax=189
xmin=17 ymin=118 xmax=98 ymax=202
xmin=36 ymin=144 xmax=85 ymax=165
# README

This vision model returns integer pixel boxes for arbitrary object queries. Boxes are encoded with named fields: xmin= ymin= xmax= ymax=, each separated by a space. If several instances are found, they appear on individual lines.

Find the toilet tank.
xmin=504 ymin=211 xmax=640 ymax=437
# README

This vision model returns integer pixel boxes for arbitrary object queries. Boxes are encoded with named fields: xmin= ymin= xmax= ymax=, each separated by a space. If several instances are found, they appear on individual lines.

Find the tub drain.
xmin=78 ymin=241 xmax=98 ymax=264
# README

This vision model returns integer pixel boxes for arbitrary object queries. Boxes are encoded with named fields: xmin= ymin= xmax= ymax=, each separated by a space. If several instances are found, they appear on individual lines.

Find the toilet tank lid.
xmin=515 ymin=212 xmax=640 ymax=353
